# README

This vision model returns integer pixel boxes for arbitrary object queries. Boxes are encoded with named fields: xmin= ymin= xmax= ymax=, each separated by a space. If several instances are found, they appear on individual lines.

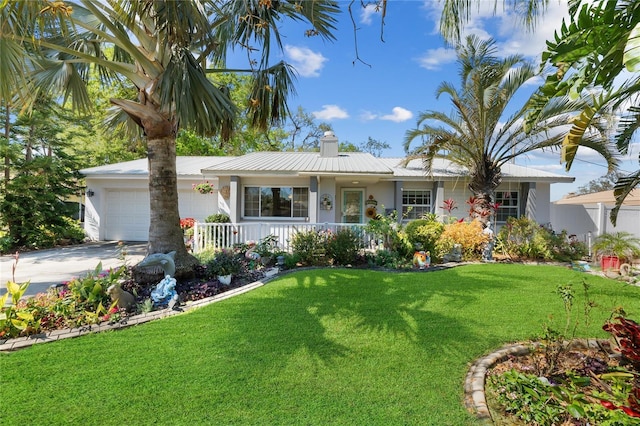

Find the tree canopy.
xmin=0 ymin=0 xmax=340 ymax=273
xmin=527 ymin=0 xmax=640 ymax=223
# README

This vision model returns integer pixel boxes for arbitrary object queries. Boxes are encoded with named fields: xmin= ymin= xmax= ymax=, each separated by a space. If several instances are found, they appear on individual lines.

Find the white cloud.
xmin=381 ymin=107 xmax=414 ymax=122
xmin=360 ymin=107 xmax=413 ymax=122
xmin=360 ymin=111 xmax=378 ymax=121
xmin=421 ymin=0 xmax=571 ymax=60
xmin=360 ymin=3 xmax=379 ymax=25
xmin=312 ymin=105 xmax=349 ymax=120
xmin=417 ymin=47 xmax=457 ymax=70
xmin=495 ymin=2 xmax=570 ymax=58
xmin=284 ymin=45 xmax=327 ymax=77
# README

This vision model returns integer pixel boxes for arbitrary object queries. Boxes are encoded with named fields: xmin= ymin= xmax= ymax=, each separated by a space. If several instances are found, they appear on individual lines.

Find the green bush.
xmin=194 ymin=247 xmax=218 ymax=264
xmin=282 ymin=252 xmax=301 ymax=269
xmin=404 ymin=218 xmax=444 ymax=255
xmin=59 ymin=217 xmax=86 ymax=242
xmin=365 ymin=209 xmax=414 ymax=258
xmin=290 ymin=229 xmax=330 ymax=266
xmin=0 ymin=233 xmax=13 ymax=254
xmin=495 ymin=217 xmax=586 ymax=261
xmin=326 ymin=228 xmax=362 ymax=266
xmin=205 ymin=213 xmax=230 ymax=223
xmin=206 ymin=248 xmax=242 ymax=277
xmin=367 ymin=249 xmax=408 ymax=269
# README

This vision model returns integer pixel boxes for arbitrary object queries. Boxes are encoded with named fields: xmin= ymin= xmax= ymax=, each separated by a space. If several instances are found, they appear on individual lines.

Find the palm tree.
xmin=1 ymin=1 xmax=338 ymax=276
xmin=403 ymin=35 xmax=618 ymax=224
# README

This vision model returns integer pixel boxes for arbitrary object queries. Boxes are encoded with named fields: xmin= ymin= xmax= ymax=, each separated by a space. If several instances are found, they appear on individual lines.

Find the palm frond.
xmin=248 ymin=60 xmax=297 ymax=131
xmin=159 ymin=48 xmax=236 ymax=136
xmin=611 ymin=171 xmax=640 ymax=225
xmin=615 ymin=105 xmax=640 ymax=154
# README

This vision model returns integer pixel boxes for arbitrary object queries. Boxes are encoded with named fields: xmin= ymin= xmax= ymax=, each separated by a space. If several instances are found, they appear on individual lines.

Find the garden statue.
xmin=137 ymin=251 xmax=177 ymax=277
xmin=106 ymin=284 xmax=136 ymax=312
xmin=150 ymin=275 xmax=178 ymax=309
xmin=413 ymin=250 xmax=431 ymax=269
xmin=482 ymin=223 xmax=495 ymax=261
xmin=443 ymin=244 xmax=462 ymax=262
xmin=244 ymin=241 xmax=261 ymax=261
xmin=138 ymin=251 xmax=179 ymax=309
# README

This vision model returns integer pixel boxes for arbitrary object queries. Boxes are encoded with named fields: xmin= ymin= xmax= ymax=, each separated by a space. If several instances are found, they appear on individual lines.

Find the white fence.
xmin=192 ymin=222 xmax=376 ymax=253
xmin=551 ymin=203 xmax=640 ymax=239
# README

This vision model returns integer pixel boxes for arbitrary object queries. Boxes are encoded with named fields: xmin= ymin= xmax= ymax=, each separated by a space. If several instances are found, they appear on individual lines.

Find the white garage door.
xmin=104 ymin=189 xmax=217 ymax=242
xmin=105 ymin=190 xmax=150 ymax=241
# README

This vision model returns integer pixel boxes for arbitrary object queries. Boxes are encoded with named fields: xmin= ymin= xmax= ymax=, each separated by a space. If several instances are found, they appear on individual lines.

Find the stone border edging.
xmin=0 ymin=270 xmax=280 ymax=352
xmin=464 ymin=339 xmax=607 ymax=423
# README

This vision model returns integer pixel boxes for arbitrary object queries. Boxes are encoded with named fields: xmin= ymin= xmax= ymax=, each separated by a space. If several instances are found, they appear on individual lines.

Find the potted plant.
xmin=591 ymin=231 xmax=640 ymax=272
xmin=206 ymin=249 xmax=241 ymax=284
xmin=192 ymin=181 xmax=215 ymax=194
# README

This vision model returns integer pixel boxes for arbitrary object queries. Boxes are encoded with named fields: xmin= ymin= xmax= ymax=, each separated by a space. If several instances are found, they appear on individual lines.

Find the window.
xmin=495 ymin=191 xmax=518 ymax=221
xmin=402 ymin=189 xmax=431 ymax=219
xmin=243 ymin=186 xmax=308 ymax=218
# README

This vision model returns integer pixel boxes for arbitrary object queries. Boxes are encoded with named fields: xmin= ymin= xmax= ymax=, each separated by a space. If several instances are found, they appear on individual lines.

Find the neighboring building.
xmin=551 ymin=189 xmax=640 ymax=240
xmin=81 ymin=132 xmax=575 ymax=242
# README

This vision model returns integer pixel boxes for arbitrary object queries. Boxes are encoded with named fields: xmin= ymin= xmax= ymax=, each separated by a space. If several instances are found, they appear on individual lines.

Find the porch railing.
xmin=192 ymin=222 xmax=377 ymax=253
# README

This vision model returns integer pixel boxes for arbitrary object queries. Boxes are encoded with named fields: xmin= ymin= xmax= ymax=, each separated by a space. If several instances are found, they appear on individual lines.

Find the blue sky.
xmin=256 ymin=0 xmax=639 ymax=201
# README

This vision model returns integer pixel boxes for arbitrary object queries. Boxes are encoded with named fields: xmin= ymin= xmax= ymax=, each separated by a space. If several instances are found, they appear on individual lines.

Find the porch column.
xmin=309 ymin=176 xmax=318 ymax=223
xmin=524 ymin=182 xmax=537 ymax=222
xmin=230 ymin=176 xmax=240 ymax=224
xmin=434 ymin=181 xmax=444 ymax=216
xmin=395 ymin=181 xmax=403 ymax=223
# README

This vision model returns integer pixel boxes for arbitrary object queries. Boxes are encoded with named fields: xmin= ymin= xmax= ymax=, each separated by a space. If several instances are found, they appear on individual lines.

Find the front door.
xmin=342 ymin=189 xmax=364 ymax=223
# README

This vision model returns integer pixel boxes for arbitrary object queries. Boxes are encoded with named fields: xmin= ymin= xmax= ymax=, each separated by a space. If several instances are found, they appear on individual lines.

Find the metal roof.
xmin=81 ymin=156 xmax=235 ymax=178
xmin=379 ymin=158 xmax=575 ymax=182
xmin=202 ymin=152 xmax=394 ymax=175
xmin=81 ymin=154 xmax=574 ymax=183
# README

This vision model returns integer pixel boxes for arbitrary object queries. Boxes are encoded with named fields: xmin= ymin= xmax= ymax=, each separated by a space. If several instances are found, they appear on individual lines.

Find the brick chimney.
xmin=320 ymin=131 xmax=339 ymax=157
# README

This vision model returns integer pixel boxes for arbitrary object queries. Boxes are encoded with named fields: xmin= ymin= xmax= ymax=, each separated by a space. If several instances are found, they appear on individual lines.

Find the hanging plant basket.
xmin=193 ymin=181 xmax=215 ymax=194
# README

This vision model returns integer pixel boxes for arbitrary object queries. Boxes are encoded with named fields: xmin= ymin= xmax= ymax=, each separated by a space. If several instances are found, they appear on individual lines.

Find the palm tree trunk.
xmin=112 ymin=99 xmax=198 ymax=282
xmin=135 ymin=134 xmax=198 ymax=281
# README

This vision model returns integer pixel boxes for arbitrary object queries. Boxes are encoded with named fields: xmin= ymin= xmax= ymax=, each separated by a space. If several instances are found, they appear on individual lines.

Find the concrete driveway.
xmin=0 ymin=242 xmax=147 ymax=299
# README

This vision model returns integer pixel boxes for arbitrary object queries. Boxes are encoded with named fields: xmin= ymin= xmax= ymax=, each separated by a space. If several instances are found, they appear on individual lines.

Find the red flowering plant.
xmin=180 ymin=217 xmax=195 ymax=230
xmin=441 ymin=198 xmax=457 ymax=223
xmin=599 ymin=316 xmax=640 ymax=419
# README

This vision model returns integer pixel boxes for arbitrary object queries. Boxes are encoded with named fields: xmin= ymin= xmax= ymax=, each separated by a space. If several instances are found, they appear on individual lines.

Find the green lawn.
xmin=1 ymin=265 xmax=639 ymax=425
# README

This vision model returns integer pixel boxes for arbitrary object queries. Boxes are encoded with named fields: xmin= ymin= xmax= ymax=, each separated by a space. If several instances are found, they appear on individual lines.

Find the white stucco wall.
xmin=84 ymin=177 xmax=220 ymax=241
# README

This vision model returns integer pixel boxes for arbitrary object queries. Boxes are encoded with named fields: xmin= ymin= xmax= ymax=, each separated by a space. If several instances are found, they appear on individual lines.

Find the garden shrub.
xmin=290 ymin=229 xmax=330 ymax=266
xmin=367 ymin=249 xmax=408 ymax=269
xmin=326 ymin=228 xmax=362 ymax=266
xmin=205 ymin=213 xmax=230 ymax=223
xmin=435 ymin=220 xmax=488 ymax=261
xmin=194 ymin=247 xmax=218 ymax=265
xmin=205 ymin=248 xmax=243 ymax=278
xmin=365 ymin=209 xmax=413 ymax=258
xmin=495 ymin=217 xmax=586 ymax=261
xmin=404 ymin=218 xmax=444 ymax=255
